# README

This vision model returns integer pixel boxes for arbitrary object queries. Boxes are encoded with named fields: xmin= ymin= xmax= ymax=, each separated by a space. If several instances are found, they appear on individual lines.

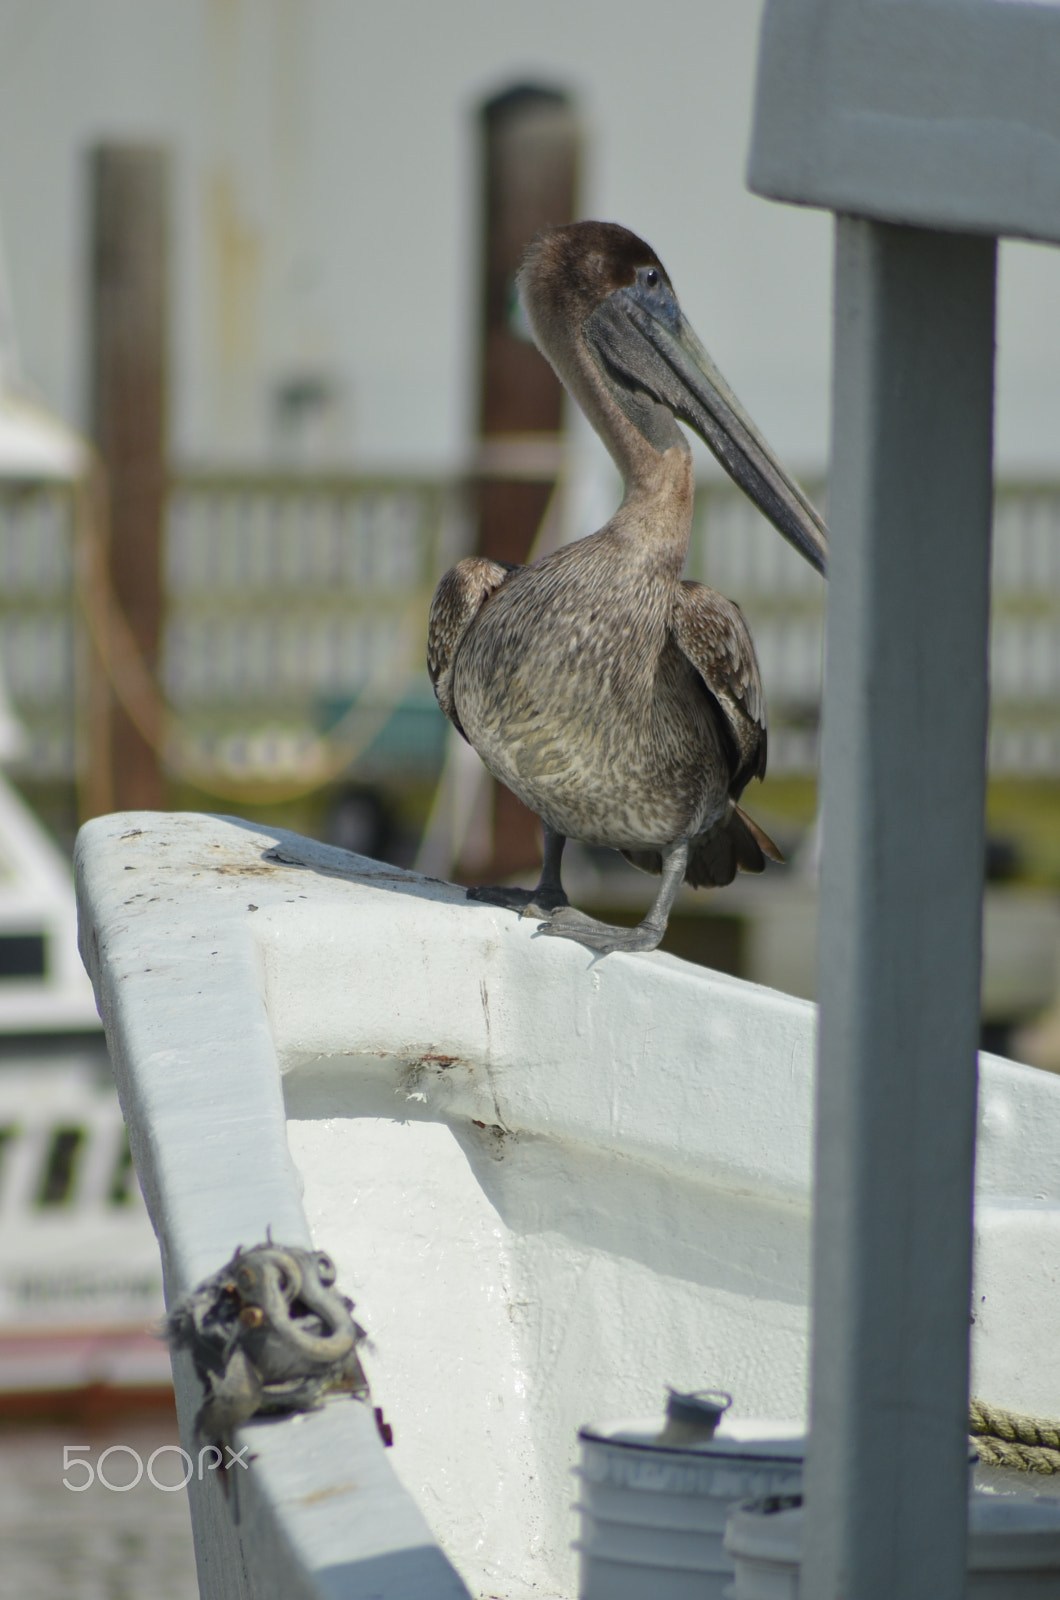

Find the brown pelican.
xmin=428 ymin=221 xmax=827 ymax=955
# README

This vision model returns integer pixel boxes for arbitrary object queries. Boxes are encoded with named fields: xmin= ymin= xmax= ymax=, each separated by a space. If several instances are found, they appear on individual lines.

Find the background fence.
xmin=1 ymin=471 xmax=1059 ymax=808
xmin=693 ymin=479 xmax=1060 ymax=776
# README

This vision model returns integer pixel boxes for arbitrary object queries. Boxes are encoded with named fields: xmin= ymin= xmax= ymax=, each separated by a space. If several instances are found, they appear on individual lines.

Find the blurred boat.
xmin=0 ymin=761 xmax=170 ymax=1420
xmin=0 ymin=356 xmax=169 ymax=1419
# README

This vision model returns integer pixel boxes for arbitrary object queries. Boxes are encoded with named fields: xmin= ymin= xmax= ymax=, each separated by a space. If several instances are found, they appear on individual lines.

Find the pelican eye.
xmin=644 ymin=268 xmax=659 ymax=287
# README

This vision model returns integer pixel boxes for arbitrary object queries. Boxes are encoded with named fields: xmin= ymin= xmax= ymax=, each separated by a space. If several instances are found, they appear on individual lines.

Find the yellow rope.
xmin=970 ymin=1398 xmax=1060 ymax=1474
xmin=71 ymin=458 xmax=427 ymax=804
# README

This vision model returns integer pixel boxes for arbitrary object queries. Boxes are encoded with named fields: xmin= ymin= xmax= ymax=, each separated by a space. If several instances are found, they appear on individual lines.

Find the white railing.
xmin=2 ymin=471 xmax=1060 ymax=789
xmin=693 ymin=479 xmax=1060 ymax=774
xmin=160 ymin=472 xmax=466 ymax=788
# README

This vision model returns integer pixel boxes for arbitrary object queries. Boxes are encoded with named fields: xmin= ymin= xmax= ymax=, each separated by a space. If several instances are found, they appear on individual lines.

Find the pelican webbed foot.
xmin=534 ymin=906 xmax=664 ymax=955
xmin=534 ymin=835 xmax=691 ymax=957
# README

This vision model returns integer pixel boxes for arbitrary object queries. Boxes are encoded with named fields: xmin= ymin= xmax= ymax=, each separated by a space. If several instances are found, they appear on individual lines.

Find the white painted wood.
xmin=74 ymin=813 xmax=471 ymax=1600
xmin=74 ymin=812 xmax=1060 ymax=1598
xmin=749 ymin=0 xmax=1060 ymax=245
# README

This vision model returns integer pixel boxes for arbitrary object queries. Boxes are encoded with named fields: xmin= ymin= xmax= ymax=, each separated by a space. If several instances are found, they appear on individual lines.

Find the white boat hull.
xmin=74 ymin=813 xmax=1060 ymax=1599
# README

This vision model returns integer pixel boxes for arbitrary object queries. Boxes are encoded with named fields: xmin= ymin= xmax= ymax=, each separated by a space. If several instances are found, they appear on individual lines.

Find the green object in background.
xmin=316 ymin=679 xmax=449 ymax=776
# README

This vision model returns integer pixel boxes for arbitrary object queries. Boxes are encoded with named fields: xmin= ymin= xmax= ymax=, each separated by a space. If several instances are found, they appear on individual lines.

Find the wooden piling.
xmin=465 ymin=85 xmax=580 ymax=883
xmin=86 ymin=144 xmax=169 ymax=817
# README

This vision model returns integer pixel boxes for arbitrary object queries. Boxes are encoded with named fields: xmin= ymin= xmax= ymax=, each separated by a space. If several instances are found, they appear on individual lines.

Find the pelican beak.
xmin=585 ymin=285 xmax=828 ymax=577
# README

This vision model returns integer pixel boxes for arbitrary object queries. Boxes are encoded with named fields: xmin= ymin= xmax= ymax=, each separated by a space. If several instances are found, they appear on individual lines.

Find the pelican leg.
xmin=536 ymin=837 xmax=689 ymax=955
xmin=466 ymin=826 xmax=570 ymax=917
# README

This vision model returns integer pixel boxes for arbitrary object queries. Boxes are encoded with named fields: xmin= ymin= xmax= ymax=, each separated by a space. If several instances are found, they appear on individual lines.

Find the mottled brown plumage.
xmin=428 ymin=557 xmax=515 ymax=735
xmin=427 ymin=221 xmax=826 ymax=954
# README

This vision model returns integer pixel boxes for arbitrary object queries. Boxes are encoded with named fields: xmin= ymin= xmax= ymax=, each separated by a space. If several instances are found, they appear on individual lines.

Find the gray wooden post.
xmin=742 ymin=0 xmax=1060 ymax=1586
xmin=806 ymin=219 xmax=996 ymax=1598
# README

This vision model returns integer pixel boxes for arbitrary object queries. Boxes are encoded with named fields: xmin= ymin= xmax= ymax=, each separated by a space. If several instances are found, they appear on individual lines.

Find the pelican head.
xmin=518 ymin=220 xmax=827 ymax=576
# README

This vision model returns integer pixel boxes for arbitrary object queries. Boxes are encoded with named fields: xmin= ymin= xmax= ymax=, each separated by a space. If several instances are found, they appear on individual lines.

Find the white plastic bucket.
xmin=724 ymin=1491 xmax=1060 ymax=1598
xmin=722 ymin=1498 xmax=801 ymax=1600
xmin=968 ymin=1496 xmax=1060 ymax=1596
xmin=574 ymin=1417 xmax=804 ymax=1600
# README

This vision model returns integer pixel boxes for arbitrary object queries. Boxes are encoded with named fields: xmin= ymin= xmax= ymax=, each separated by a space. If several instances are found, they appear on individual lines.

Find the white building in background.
xmin=0 ymin=0 xmax=1057 ymax=492
xmin=2 ymin=1 xmax=1060 ymax=833
xmin=4 ymin=1 xmax=1060 ymax=847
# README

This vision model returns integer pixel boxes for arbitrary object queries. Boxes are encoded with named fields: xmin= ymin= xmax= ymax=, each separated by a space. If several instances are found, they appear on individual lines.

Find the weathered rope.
xmin=969 ymin=1398 xmax=1060 ymax=1474
xmin=72 ymin=459 xmax=428 ymax=805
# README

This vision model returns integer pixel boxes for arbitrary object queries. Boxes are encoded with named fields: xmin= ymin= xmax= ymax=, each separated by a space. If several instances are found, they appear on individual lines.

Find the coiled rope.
xmin=970 ymin=1398 xmax=1060 ymax=1473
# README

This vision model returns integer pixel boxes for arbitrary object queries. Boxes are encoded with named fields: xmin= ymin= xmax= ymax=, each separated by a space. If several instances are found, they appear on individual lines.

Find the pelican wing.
xmin=427 ymin=557 xmax=519 ymax=738
xmin=672 ymin=580 xmax=767 ymax=791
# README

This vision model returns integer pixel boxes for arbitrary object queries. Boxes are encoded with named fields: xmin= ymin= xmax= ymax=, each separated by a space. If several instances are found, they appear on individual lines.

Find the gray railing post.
xmin=742 ymin=0 xmax=1060 ymax=1589
xmin=807 ymin=219 xmax=995 ymax=1598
